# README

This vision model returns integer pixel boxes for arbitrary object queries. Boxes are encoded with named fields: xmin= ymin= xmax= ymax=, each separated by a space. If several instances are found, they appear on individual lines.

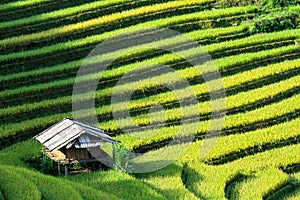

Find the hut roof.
xmin=34 ymin=118 xmax=119 ymax=152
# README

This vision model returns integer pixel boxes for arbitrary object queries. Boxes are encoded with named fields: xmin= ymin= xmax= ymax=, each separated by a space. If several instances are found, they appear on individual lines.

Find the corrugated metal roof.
xmin=72 ymin=119 xmax=118 ymax=143
xmin=34 ymin=118 xmax=119 ymax=152
xmin=74 ymin=134 xmax=103 ymax=148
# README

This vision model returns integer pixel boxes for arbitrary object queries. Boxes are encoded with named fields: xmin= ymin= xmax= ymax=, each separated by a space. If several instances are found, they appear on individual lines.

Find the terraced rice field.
xmin=0 ymin=0 xmax=300 ymax=199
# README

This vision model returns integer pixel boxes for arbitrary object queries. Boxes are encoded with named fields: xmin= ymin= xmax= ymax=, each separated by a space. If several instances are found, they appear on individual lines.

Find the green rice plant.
xmin=114 ymin=93 xmax=300 ymax=149
xmin=2 ymin=2 xmax=216 ymax=41
xmin=100 ymin=74 xmax=300 ymax=132
xmin=0 ymin=139 xmax=42 ymax=167
xmin=1 ymin=58 xmax=300 ymax=144
xmin=0 ymin=0 xmax=136 ymax=29
xmin=227 ymin=144 xmax=300 ymax=170
xmin=71 ymin=183 xmax=119 ymax=200
xmin=0 ymin=95 xmax=72 ymax=121
xmin=1 ymin=38 xmax=299 ymax=107
xmin=290 ymin=5 xmax=300 ymax=13
xmin=0 ymin=165 xmax=41 ymax=200
xmin=0 ymin=152 xmax=30 ymax=168
xmin=0 ymin=112 xmax=72 ymax=144
xmin=9 ymin=164 xmax=116 ymax=200
xmin=205 ymin=27 xmax=299 ymax=53
xmin=228 ymin=168 xmax=289 ymax=199
xmin=0 ymin=76 xmax=74 ymax=102
xmin=0 ymin=25 xmax=247 ymax=63
xmin=96 ymin=53 xmax=299 ymax=120
xmin=0 ymin=191 xmax=4 ymax=200
xmin=0 ymin=5 xmax=257 ymax=48
xmin=157 ymin=116 xmax=300 ymax=164
xmin=0 ymin=26 xmax=248 ymax=83
xmin=181 ymin=163 xmax=241 ymax=199
xmin=0 ymin=0 xmax=51 ymax=12
xmin=0 ymin=27 xmax=250 ymax=93
xmin=13 ymin=166 xmax=83 ymax=200
xmin=2 ymin=141 xmax=191 ymax=199
xmin=2 ymin=57 xmax=297 ymax=145
xmin=285 ymin=190 xmax=300 ymax=199
xmin=2 ymin=1 xmax=300 ymax=199
xmin=281 ymin=172 xmax=300 ymax=200
xmin=201 ymin=117 xmax=300 ymax=163
xmin=0 ymin=140 xmax=50 ymax=174
xmin=66 ymin=170 xmax=166 ymax=200
xmin=0 ymin=52 xmax=298 ymax=130
xmin=3 ymin=55 xmax=300 ymax=122
xmin=0 ymin=26 xmax=248 ymax=92
xmin=0 ymin=0 xmax=213 ymax=29
xmin=1 ymin=24 xmax=296 ymax=79
xmin=0 ymin=159 xmax=143 ymax=200
xmin=182 ymin=144 xmax=300 ymax=199
xmin=0 ymin=11 xmax=255 ymax=56
xmin=0 ymin=0 xmax=116 ymax=24
xmin=260 ymin=169 xmax=300 ymax=199
xmin=138 ymin=163 xmax=199 ymax=200
xmin=98 ymin=41 xmax=299 ymax=90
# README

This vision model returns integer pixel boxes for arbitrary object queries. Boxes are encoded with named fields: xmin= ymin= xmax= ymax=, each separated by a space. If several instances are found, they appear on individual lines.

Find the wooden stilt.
xmin=65 ymin=165 xmax=68 ymax=176
xmin=58 ymin=164 xmax=61 ymax=176
xmin=98 ymin=162 xmax=102 ymax=170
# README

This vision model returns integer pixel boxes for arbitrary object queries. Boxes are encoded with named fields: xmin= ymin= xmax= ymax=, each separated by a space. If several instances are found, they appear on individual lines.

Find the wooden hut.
xmin=34 ymin=118 xmax=119 ymax=175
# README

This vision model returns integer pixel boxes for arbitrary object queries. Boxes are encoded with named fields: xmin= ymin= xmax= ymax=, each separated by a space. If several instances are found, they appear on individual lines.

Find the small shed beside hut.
xmin=34 ymin=118 xmax=119 ymax=175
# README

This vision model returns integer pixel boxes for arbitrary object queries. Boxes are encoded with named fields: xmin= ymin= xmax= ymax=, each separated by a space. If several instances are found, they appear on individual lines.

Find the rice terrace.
xmin=1 ymin=0 xmax=300 ymax=199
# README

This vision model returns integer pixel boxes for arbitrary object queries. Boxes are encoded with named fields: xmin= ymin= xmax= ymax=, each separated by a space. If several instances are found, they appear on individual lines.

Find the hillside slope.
xmin=0 ymin=0 xmax=300 ymax=199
